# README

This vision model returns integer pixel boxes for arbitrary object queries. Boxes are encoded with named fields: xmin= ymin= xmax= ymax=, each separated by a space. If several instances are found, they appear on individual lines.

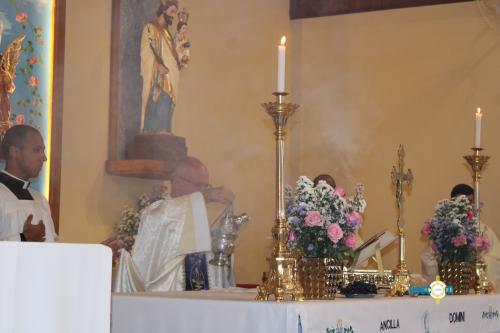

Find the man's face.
xmin=171 ymin=164 xmax=209 ymax=197
xmin=163 ymin=5 xmax=177 ymax=26
xmin=467 ymin=194 xmax=475 ymax=203
xmin=15 ymin=131 xmax=46 ymax=179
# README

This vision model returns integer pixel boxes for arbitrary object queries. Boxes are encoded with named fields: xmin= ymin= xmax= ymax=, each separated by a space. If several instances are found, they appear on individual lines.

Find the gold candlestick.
xmin=388 ymin=145 xmax=413 ymax=296
xmin=463 ymin=147 xmax=493 ymax=294
xmin=256 ymin=92 xmax=304 ymax=301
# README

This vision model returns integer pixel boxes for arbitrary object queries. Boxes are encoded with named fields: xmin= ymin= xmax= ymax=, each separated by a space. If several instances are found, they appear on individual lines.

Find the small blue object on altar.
xmin=184 ymin=253 xmax=209 ymax=291
xmin=408 ymin=285 xmax=454 ymax=296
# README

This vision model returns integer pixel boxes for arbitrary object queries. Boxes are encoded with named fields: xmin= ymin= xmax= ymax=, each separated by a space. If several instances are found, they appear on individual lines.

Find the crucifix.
xmin=389 ymin=144 xmax=413 ymax=296
xmin=391 ymin=145 xmax=413 ymax=233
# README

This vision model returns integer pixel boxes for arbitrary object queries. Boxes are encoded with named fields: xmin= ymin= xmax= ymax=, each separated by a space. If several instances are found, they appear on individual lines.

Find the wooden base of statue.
xmin=106 ymin=133 xmax=187 ymax=180
xmin=126 ymin=134 xmax=187 ymax=161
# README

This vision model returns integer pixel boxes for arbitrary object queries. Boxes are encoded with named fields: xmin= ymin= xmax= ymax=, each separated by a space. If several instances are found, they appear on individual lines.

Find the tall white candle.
xmin=277 ymin=36 xmax=286 ymax=92
xmin=475 ymin=107 xmax=482 ymax=148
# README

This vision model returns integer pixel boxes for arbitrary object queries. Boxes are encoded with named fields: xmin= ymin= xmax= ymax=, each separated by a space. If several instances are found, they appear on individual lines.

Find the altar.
xmin=111 ymin=289 xmax=500 ymax=333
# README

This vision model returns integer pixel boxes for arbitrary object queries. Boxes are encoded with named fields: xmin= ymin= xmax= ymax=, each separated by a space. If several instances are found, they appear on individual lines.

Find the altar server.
xmin=0 ymin=125 xmax=56 ymax=242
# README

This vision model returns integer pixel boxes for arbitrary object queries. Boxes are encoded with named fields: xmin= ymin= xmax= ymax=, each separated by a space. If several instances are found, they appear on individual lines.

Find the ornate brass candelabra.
xmin=463 ymin=148 xmax=493 ymax=294
xmin=388 ymin=145 xmax=413 ymax=296
xmin=256 ymin=92 xmax=304 ymax=301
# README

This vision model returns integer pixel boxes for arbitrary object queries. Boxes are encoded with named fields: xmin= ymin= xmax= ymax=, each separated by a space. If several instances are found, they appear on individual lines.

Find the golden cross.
xmin=391 ymin=145 xmax=413 ymax=231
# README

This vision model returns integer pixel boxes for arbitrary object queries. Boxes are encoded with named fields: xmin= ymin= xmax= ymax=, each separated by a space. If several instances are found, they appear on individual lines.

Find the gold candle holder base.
xmin=463 ymin=147 xmax=493 ymax=294
xmin=256 ymin=248 xmax=304 ymax=301
xmin=256 ymin=92 xmax=303 ymax=301
xmin=475 ymin=258 xmax=494 ymax=294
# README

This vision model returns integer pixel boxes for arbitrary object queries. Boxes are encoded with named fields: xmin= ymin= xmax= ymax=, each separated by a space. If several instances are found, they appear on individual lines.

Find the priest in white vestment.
xmin=0 ymin=125 xmax=56 ymax=242
xmin=421 ymin=184 xmax=500 ymax=289
xmin=114 ymin=156 xmax=234 ymax=292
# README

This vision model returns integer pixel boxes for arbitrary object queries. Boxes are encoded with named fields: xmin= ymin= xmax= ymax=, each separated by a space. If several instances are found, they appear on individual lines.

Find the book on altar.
xmin=350 ymin=229 xmax=398 ymax=269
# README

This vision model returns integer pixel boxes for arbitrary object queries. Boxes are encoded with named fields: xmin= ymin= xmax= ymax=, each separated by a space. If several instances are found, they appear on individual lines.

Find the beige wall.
xmin=60 ymin=0 xmax=500 ymax=283
xmin=289 ymin=3 xmax=500 ymax=272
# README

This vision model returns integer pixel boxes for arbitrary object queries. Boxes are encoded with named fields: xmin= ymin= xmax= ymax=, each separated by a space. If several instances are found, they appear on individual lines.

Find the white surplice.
xmin=0 ymin=170 xmax=56 ymax=242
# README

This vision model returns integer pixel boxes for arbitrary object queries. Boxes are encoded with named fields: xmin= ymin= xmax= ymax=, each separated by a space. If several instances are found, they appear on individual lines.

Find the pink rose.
xmin=452 ymin=234 xmax=467 ymax=247
xmin=431 ymin=243 xmax=437 ymax=252
xmin=473 ymin=236 xmax=484 ymax=249
xmin=288 ymin=229 xmax=296 ymax=241
xmin=344 ymin=234 xmax=356 ymax=248
xmin=421 ymin=223 xmax=432 ymax=236
xmin=16 ymin=12 xmax=28 ymax=23
xmin=332 ymin=187 xmax=346 ymax=198
xmin=474 ymin=236 xmax=491 ymax=251
xmin=28 ymin=57 xmax=38 ymax=65
xmin=483 ymin=237 xmax=491 ymax=248
xmin=466 ymin=210 xmax=474 ymax=222
xmin=304 ymin=211 xmax=323 ymax=227
xmin=28 ymin=76 xmax=40 ymax=87
xmin=15 ymin=114 xmax=25 ymax=125
xmin=327 ymin=223 xmax=344 ymax=244
xmin=347 ymin=211 xmax=363 ymax=227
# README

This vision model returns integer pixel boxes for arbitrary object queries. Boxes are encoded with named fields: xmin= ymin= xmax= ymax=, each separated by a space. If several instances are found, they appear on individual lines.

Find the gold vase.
xmin=438 ymin=262 xmax=475 ymax=295
xmin=298 ymin=257 xmax=344 ymax=300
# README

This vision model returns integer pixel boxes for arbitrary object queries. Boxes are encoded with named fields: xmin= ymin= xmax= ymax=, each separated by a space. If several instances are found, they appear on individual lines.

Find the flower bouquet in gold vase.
xmin=287 ymin=176 xmax=365 ymax=299
xmin=422 ymin=195 xmax=490 ymax=294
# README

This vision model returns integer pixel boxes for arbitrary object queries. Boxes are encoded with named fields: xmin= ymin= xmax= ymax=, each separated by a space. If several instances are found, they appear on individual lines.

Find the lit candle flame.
xmin=280 ymin=36 xmax=286 ymax=46
xmin=477 ymin=107 xmax=482 ymax=115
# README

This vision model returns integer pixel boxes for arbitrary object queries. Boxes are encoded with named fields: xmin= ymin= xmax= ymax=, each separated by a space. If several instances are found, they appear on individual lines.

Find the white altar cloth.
xmin=0 ymin=242 xmax=112 ymax=333
xmin=112 ymin=289 xmax=500 ymax=333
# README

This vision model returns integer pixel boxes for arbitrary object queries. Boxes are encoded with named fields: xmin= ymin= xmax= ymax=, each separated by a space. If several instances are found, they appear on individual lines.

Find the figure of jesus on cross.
xmin=391 ymin=145 xmax=413 ymax=233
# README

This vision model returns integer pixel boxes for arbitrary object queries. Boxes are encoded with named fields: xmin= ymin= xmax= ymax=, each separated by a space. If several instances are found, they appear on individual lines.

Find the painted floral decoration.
xmin=12 ymin=4 xmax=46 ymax=120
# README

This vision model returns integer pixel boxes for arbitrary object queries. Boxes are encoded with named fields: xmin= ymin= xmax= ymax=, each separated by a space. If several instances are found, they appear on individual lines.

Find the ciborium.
xmin=256 ymin=92 xmax=304 ymax=301
xmin=463 ymin=147 xmax=494 ymax=294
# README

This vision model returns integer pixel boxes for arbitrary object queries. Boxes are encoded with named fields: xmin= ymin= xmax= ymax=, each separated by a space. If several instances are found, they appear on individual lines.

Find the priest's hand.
xmin=22 ymin=214 xmax=45 ymax=242
xmin=101 ymin=237 xmax=124 ymax=263
xmin=202 ymin=186 xmax=234 ymax=204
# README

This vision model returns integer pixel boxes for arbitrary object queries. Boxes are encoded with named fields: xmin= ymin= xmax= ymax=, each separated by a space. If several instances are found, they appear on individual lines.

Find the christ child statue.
xmin=175 ymin=21 xmax=190 ymax=69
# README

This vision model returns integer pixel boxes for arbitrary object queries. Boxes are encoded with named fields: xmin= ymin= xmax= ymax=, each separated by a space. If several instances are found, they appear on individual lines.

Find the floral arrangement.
xmin=421 ymin=195 xmax=490 ymax=264
xmin=115 ymin=186 xmax=167 ymax=251
xmin=286 ymin=176 xmax=364 ymax=260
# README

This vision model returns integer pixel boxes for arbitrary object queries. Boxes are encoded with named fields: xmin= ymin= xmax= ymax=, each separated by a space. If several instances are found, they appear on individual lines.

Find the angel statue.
xmin=0 ymin=35 xmax=26 ymax=136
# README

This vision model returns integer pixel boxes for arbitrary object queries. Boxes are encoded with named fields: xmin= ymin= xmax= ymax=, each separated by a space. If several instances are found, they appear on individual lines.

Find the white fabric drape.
xmin=0 ymin=242 xmax=112 ymax=333
xmin=115 ymin=192 xmax=232 ymax=292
